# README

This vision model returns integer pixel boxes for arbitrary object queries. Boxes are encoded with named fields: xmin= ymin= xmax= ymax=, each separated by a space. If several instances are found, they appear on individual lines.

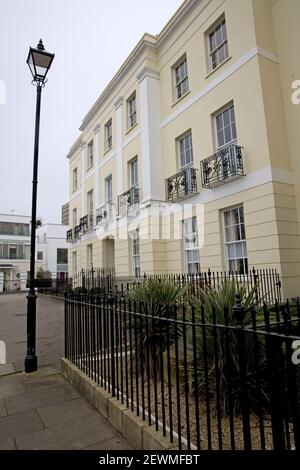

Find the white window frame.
xmin=223 ymin=205 xmax=248 ymax=274
xmin=105 ymin=119 xmax=112 ymax=151
xmin=173 ymin=55 xmax=189 ymax=101
xmin=129 ymin=157 xmax=138 ymax=189
xmin=105 ymin=175 xmax=113 ymax=204
xmin=87 ymin=140 xmax=94 ymax=169
xmin=127 ymin=92 xmax=137 ymax=129
xmin=87 ymin=190 xmax=94 ymax=214
xmin=131 ymin=229 xmax=141 ymax=278
xmin=183 ymin=217 xmax=200 ymax=274
xmin=72 ymin=251 xmax=77 ymax=274
xmin=215 ymin=103 xmax=237 ymax=150
xmin=177 ymin=130 xmax=193 ymax=170
xmin=9 ymin=244 xmax=17 ymax=260
xmin=207 ymin=16 xmax=229 ymax=71
xmin=73 ymin=208 xmax=77 ymax=227
xmin=72 ymin=167 xmax=78 ymax=192
xmin=87 ymin=244 xmax=93 ymax=269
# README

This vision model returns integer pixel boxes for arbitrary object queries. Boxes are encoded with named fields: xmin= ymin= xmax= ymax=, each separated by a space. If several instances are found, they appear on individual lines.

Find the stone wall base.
xmin=61 ymin=358 xmax=179 ymax=450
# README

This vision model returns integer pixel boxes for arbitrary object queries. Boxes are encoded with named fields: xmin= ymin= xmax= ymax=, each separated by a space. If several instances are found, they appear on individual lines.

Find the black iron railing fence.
xmin=36 ymin=267 xmax=282 ymax=306
xmin=64 ymin=292 xmax=300 ymax=450
xmin=66 ymin=267 xmax=282 ymax=306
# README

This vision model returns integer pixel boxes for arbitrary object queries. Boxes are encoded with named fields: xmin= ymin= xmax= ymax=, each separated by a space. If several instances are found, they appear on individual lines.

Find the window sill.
xmin=125 ymin=122 xmax=138 ymax=136
xmin=103 ymin=146 xmax=113 ymax=157
xmin=171 ymin=90 xmax=191 ymax=108
xmin=205 ymin=56 xmax=231 ymax=79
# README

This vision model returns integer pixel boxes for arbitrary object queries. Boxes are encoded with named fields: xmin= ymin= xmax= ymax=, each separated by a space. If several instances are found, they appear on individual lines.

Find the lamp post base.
xmin=24 ymin=355 xmax=37 ymax=373
xmin=25 ymin=289 xmax=38 ymax=373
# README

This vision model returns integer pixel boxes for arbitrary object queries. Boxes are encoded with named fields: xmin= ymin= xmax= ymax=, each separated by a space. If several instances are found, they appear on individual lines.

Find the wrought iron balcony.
xmin=79 ymin=213 xmax=94 ymax=232
xmin=79 ymin=215 xmax=88 ymax=232
xmin=201 ymin=143 xmax=244 ymax=189
xmin=66 ymin=229 xmax=73 ymax=242
xmin=166 ymin=167 xmax=198 ymax=202
xmin=74 ymin=224 xmax=81 ymax=239
xmin=118 ymin=187 xmax=140 ymax=215
xmin=96 ymin=203 xmax=113 ymax=224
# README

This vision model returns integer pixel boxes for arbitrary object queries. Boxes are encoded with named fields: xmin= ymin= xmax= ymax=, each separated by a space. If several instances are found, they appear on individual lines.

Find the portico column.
xmin=114 ymin=96 xmax=124 ymax=198
xmin=137 ymin=66 xmax=164 ymax=204
xmin=80 ymin=141 xmax=86 ymax=217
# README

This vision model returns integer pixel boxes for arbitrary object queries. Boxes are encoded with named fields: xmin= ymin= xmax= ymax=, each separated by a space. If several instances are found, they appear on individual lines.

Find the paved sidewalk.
xmin=0 ymin=294 xmax=132 ymax=450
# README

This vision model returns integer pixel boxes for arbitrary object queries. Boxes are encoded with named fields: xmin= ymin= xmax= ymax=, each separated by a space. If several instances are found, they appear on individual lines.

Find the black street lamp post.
xmin=25 ymin=40 xmax=54 ymax=373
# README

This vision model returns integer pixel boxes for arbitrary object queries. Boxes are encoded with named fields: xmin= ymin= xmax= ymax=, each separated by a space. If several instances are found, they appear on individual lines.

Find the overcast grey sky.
xmin=0 ymin=0 xmax=182 ymax=223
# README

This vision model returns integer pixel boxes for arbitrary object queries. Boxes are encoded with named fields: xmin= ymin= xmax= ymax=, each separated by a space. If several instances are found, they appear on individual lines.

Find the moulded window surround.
xmin=105 ymin=175 xmax=113 ymax=204
xmin=87 ymin=244 xmax=93 ymax=269
xmin=172 ymin=55 xmax=189 ymax=102
xmin=127 ymin=92 xmax=137 ymax=130
xmin=183 ymin=217 xmax=200 ymax=274
xmin=177 ymin=130 xmax=194 ymax=170
xmin=214 ymin=102 xmax=237 ymax=150
xmin=129 ymin=157 xmax=138 ymax=189
xmin=72 ymin=167 xmax=78 ymax=192
xmin=87 ymin=140 xmax=94 ymax=170
xmin=206 ymin=15 xmax=229 ymax=72
xmin=131 ymin=229 xmax=141 ymax=278
xmin=73 ymin=208 xmax=77 ymax=227
xmin=105 ymin=119 xmax=113 ymax=151
xmin=72 ymin=251 xmax=77 ymax=274
xmin=57 ymin=248 xmax=68 ymax=265
xmin=222 ymin=205 xmax=248 ymax=274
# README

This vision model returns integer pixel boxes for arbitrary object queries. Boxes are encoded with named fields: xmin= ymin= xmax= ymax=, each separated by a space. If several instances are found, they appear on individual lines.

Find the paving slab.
xmin=0 ymin=381 xmax=26 ymax=399
xmin=0 ymin=364 xmax=15 ymax=376
xmin=5 ymin=383 xmax=80 ymax=415
xmin=0 ymin=439 xmax=16 ymax=450
xmin=37 ymin=397 xmax=95 ymax=428
xmin=16 ymin=414 xmax=117 ymax=450
xmin=0 ymin=294 xmax=133 ymax=450
xmin=82 ymin=435 xmax=134 ymax=450
xmin=0 ymin=409 xmax=43 ymax=441
xmin=0 ymin=399 xmax=7 ymax=418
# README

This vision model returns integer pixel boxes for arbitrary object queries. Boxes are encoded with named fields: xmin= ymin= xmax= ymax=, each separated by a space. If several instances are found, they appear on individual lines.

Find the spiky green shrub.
xmin=128 ymin=278 xmax=187 ymax=378
xmin=189 ymin=280 xmax=270 ymax=417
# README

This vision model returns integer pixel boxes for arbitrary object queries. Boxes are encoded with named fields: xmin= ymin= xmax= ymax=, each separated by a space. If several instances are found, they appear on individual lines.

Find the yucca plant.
xmin=189 ymin=280 xmax=270 ymax=417
xmin=128 ymin=278 xmax=187 ymax=378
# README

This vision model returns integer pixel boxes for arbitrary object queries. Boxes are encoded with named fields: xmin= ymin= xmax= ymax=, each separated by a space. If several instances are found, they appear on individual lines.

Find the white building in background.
xmin=36 ymin=224 xmax=69 ymax=276
xmin=0 ymin=213 xmax=42 ymax=291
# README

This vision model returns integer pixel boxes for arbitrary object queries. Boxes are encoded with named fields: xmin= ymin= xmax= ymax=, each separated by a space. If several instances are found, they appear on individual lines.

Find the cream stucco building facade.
xmin=66 ymin=0 xmax=300 ymax=299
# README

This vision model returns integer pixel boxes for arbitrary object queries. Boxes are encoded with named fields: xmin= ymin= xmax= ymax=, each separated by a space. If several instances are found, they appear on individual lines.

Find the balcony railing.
xmin=79 ymin=213 xmax=94 ymax=233
xmin=166 ymin=167 xmax=198 ymax=202
xmin=96 ymin=203 xmax=113 ymax=225
xmin=74 ymin=224 xmax=81 ymax=239
xmin=118 ymin=187 xmax=140 ymax=215
xmin=201 ymin=143 xmax=244 ymax=189
xmin=66 ymin=229 xmax=73 ymax=242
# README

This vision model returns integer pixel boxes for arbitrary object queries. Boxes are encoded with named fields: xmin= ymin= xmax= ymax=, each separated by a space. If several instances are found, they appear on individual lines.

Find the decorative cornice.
xmin=157 ymin=0 xmax=203 ymax=47
xmin=80 ymin=141 xmax=86 ymax=151
xmin=137 ymin=66 xmax=160 ymax=83
xmin=114 ymin=96 xmax=124 ymax=110
xmin=66 ymin=136 xmax=82 ymax=160
xmin=79 ymin=34 xmax=157 ymax=132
